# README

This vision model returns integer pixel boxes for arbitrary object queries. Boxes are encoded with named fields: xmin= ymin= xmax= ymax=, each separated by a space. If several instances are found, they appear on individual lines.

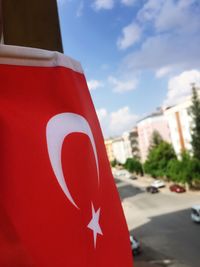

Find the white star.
xmin=87 ymin=203 xmax=103 ymax=248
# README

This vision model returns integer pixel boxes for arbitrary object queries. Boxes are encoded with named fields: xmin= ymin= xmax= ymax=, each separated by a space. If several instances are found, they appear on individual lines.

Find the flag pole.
xmin=0 ymin=0 xmax=3 ymax=43
xmin=1 ymin=0 xmax=63 ymax=52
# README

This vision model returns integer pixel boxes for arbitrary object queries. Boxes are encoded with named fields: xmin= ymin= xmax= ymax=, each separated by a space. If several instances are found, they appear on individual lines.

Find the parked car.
xmin=191 ymin=205 xmax=200 ymax=223
xmin=116 ymin=171 xmax=136 ymax=179
xmin=129 ymin=175 xmax=137 ymax=180
xmin=124 ymin=172 xmax=133 ymax=179
xmin=130 ymin=235 xmax=141 ymax=255
xmin=151 ymin=180 xmax=165 ymax=188
xmin=146 ymin=186 xmax=159 ymax=194
xmin=169 ymin=184 xmax=186 ymax=193
xmin=115 ymin=170 xmax=129 ymax=178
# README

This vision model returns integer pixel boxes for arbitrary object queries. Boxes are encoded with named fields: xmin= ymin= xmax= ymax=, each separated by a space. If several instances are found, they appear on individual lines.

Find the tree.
xmin=166 ymin=151 xmax=200 ymax=186
xmin=166 ymin=158 xmax=181 ymax=182
xmin=111 ymin=158 xmax=118 ymax=167
xmin=166 ymin=151 xmax=191 ymax=184
xmin=144 ymin=141 xmax=176 ymax=178
xmin=190 ymin=84 xmax=200 ymax=159
xmin=124 ymin=158 xmax=143 ymax=175
xmin=149 ymin=130 xmax=163 ymax=151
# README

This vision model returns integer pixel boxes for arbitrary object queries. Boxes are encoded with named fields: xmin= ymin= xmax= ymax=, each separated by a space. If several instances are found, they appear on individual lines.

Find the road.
xmin=115 ymin=174 xmax=200 ymax=267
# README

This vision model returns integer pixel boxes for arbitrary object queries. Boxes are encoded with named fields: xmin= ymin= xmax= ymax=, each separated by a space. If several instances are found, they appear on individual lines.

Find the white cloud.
xmin=155 ymin=0 xmax=200 ymax=33
xmin=76 ymin=1 xmax=84 ymax=17
xmin=121 ymin=0 xmax=136 ymax=6
xmin=155 ymin=1 xmax=186 ymax=32
xmin=138 ymin=0 xmax=200 ymax=34
xmin=96 ymin=106 xmax=138 ymax=138
xmin=96 ymin=108 xmax=110 ymax=137
xmin=155 ymin=66 xmax=172 ymax=78
xmin=123 ymin=33 xmax=200 ymax=72
xmin=123 ymin=0 xmax=200 ymax=74
xmin=117 ymin=23 xmax=142 ymax=50
xmin=92 ymin=0 xmax=114 ymax=10
xmin=164 ymin=70 xmax=200 ymax=106
xmin=87 ymin=79 xmax=103 ymax=91
xmin=96 ymin=108 xmax=108 ymax=121
xmin=137 ymin=0 xmax=164 ymax=22
xmin=110 ymin=107 xmax=138 ymax=135
xmin=108 ymin=75 xmax=137 ymax=93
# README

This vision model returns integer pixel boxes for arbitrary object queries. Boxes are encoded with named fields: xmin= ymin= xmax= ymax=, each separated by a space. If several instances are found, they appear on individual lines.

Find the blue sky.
xmin=57 ymin=0 xmax=200 ymax=138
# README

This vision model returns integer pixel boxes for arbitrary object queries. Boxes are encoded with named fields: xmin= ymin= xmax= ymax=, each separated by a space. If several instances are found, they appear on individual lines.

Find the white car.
xmin=124 ymin=172 xmax=133 ymax=179
xmin=191 ymin=205 xmax=200 ymax=223
xmin=151 ymin=180 xmax=165 ymax=188
xmin=115 ymin=170 xmax=129 ymax=178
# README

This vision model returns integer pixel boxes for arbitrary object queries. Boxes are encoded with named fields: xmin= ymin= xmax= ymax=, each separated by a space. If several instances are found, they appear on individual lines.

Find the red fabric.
xmin=0 ymin=63 xmax=133 ymax=266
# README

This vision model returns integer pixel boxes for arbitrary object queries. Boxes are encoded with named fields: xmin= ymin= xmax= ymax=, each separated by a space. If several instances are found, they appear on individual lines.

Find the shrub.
xmin=144 ymin=141 xmax=176 ymax=178
xmin=124 ymin=158 xmax=143 ymax=175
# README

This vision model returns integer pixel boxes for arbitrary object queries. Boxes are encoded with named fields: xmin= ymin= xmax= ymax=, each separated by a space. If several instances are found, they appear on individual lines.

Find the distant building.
xmin=164 ymin=97 xmax=193 ymax=157
xmin=104 ymin=128 xmax=140 ymax=164
xmin=112 ymin=137 xmax=127 ymax=164
xmin=104 ymin=138 xmax=115 ymax=162
xmin=123 ymin=127 xmax=140 ymax=159
xmin=137 ymin=110 xmax=171 ymax=162
xmin=122 ymin=132 xmax=133 ymax=160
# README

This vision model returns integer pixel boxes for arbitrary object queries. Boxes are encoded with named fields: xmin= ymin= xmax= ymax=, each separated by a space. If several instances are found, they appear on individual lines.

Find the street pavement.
xmin=114 ymin=173 xmax=200 ymax=267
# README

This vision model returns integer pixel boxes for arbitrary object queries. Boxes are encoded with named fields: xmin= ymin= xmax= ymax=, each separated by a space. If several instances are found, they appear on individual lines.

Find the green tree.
xmin=111 ymin=158 xmax=118 ymax=167
xmin=190 ymin=84 xmax=200 ymax=159
xmin=166 ymin=151 xmax=191 ymax=184
xmin=166 ymin=158 xmax=181 ymax=182
xmin=144 ymin=141 xmax=176 ymax=178
xmin=180 ymin=151 xmax=193 ymax=185
xmin=149 ymin=130 xmax=163 ymax=152
xmin=166 ymin=151 xmax=200 ymax=186
xmin=189 ymin=158 xmax=200 ymax=187
xmin=124 ymin=158 xmax=143 ymax=175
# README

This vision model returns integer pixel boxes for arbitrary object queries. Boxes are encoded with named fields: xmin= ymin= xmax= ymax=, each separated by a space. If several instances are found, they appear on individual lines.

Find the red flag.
xmin=0 ymin=45 xmax=133 ymax=267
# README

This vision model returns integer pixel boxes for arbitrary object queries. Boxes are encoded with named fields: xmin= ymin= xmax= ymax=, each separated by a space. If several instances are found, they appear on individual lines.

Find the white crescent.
xmin=46 ymin=113 xmax=99 ymax=209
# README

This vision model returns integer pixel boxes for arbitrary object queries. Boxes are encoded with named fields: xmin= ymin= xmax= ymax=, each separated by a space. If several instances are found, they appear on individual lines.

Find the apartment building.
xmin=112 ymin=137 xmax=127 ymax=164
xmin=164 ymin=97 xmax=193 ymax=157
xmin=104 ymin=128 xmax=140 ymax=164
xmin=104 ymin=138 xmax=115 ymax=162
xmin=137 ymin=110 xmax=171 ymax=162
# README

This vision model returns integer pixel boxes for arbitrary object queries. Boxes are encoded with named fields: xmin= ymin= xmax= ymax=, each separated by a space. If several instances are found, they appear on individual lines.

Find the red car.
xmin=169 ymin=184 xmax=186 ymax=193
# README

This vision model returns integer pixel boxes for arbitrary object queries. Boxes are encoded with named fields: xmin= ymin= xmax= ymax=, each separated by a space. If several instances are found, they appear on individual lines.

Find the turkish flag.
xmin=0 ymin=45 xmax=133 ymax=267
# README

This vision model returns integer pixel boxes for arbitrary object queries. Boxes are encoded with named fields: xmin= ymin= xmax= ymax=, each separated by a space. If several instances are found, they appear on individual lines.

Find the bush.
xmin=166 ymin=159 xmax=181 ymax=181
xmin=166 ymin=151 xmax=200 ymax=186
xmin=124 ymin=158 xmax=143 ymax=175
xmin=144 ymin=141 xmax=176 ymax=178
xmin=111 ymin=158 xmax=118 ymax=167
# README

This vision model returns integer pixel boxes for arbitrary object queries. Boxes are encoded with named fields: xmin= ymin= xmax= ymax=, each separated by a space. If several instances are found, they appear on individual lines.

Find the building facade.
xmin=104 ymin=138 xmax=115 ymax=162
xmin=104 ymin=128 xmax=140 ymax=164
xmin=122 ymin=132 xmax=134 ymax=160
xmin=123 ymin=128 xmax=140 ymax=159
xmin=129 ymin=127 xmax=140 ymax=159
xmin=164 ymin=97 xmax=193 ymax=157
xmin=112 ymin=137 xmax=127 ymax=164
xmin=137 ymin=111 xmax=171 ymax=162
